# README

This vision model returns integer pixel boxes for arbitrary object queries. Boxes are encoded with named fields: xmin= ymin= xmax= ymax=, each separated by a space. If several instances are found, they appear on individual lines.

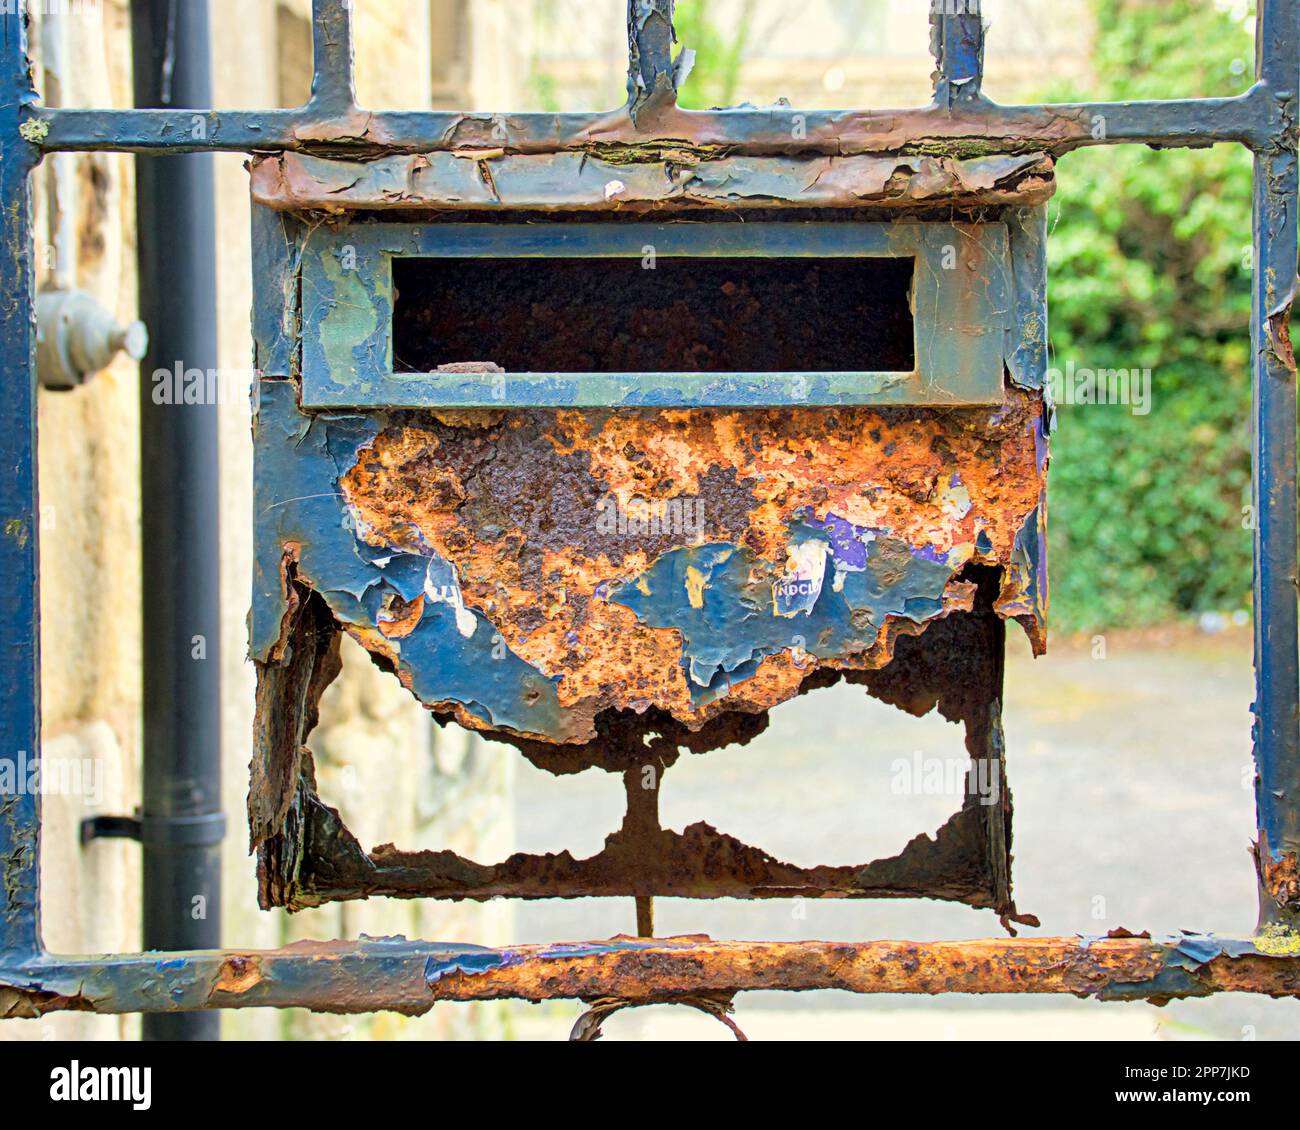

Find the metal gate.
xmin=2 ymin=0 xmax=1299 ymax=1025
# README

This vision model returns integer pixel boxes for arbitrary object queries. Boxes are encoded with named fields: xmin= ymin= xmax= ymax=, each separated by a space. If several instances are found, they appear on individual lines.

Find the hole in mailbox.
xmin=391 ymin=256 xmax=916 ymax=374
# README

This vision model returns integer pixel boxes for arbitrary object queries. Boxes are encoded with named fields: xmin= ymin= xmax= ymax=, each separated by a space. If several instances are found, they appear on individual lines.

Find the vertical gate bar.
xmin=930 ymin=0 xmax=985 ymax=108
xmin=0 ymin=10 xmax=42 ymax=960
xmin=308 ymin=0 xmax=357 ymax=113
xmin=1250 ymin=0 xmax=1300 ymax=929
xmin=622 ymin=769 xmax=659 ymax=937
xmin=626 ymin=0 xmax=678 ymax=120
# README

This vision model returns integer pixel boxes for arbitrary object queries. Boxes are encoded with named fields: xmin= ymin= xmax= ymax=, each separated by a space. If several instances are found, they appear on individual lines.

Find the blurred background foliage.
xmin=1040 ymin=0 xmax=1258 ymax=631
xmin=673 ymin=0 xmax=759 ymax=108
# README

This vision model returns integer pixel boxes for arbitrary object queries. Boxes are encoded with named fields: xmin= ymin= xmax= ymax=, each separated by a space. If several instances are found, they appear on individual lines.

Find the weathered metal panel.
xmin=250 ymin=286 xmax=1047 ymax=914
xmin=1004 ymin=206 xmax=1049 ymax=393
xmin=250 ymin=580 xmax=1032 ymax=918
xmin=250 ymin=205 xmax=300 ymax=378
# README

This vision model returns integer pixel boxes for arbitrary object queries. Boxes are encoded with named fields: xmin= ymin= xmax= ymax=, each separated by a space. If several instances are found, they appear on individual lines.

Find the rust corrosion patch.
xmin=423 ymin=935 xmax=1300 ymax=1005
xmin=0 ymin=985 xmax=96 ymax=1020
xmin=275 ymin=745 xmax=1006 ymax=908
xmin=251 ymin=379 xmax=1047 ymax=911
xmin=334 ymin=390 xmax=1047 ymax=745
xmin=1255 ymin=833 xmax=1300 ymax=918
xmin=214 ymin=955 xmax=264 ymax=995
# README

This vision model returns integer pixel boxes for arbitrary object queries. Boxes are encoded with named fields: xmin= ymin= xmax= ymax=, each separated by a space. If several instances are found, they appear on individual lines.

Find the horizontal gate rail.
xmin=15 ymin=1 xmax=1293 ymax=157
xmin=3 ymin=935 xmax=1300 ymax=1018
xmin=25 ymin=87 xmax=1285 ymax=157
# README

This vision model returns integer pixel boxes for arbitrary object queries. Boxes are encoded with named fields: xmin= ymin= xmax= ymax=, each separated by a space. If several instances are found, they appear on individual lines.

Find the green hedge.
xmin=1041 ymin=0 xmax=1259 ymax=631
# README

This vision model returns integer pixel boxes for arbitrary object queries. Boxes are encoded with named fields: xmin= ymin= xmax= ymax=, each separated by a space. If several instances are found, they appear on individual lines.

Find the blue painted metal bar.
xmin=1250 ymin=0 xmax=1300 ymax=928
xmin=931 ymin=0 xmax=985 ymax=107
xmin=0 ymin=11 xmax=41 ymax=961
xmin=627 ymin=0 xmax=679 ymax=118
xmin=24 ymin=89 xmax=1283 ymax=157
xmin=307 ymin=0 xmax=355 ymax=114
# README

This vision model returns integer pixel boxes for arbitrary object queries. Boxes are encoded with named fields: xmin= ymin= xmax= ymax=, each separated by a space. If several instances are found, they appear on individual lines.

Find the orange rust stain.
xmin=214 ymin=955 xmax=263 ymax=995
xmin=423 ymin=937 xmax=1285 ymax=1003
xmin=378 ymin=593 xmax=425 ymax=639
xmin=337 ymin=394 xmax=1045 ymax=740
xmin=542 ymin=401 xmax=1035 ymax=554
xmin=1260 ymin=846 xmax=1300 ymax=910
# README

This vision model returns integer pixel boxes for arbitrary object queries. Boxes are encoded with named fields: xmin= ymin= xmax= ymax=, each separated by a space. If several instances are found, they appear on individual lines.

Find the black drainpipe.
xmin=131 ymin=0 xmax=224 ymax=1042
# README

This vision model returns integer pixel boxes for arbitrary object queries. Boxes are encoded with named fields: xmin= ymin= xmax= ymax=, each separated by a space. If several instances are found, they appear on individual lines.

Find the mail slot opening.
xmin=391 ymin=256 xmax=916 ymax=374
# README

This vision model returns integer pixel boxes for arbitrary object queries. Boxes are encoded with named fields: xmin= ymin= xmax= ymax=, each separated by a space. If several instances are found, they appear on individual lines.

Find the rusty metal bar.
xmin=281 ymin=795 xmax=1010 ymax=907
xmin=1250 ymin=0 xmax=1300 ymax=929
xmin=624 ymin=770 xmax=657 ymax=936
xmin=247 ymin=148 xmax=1057 ymax=213
xmin=627 ymin=0 xmax=679 ymax=120
xmin=425 ymin=936 xmax=1300 ymax=1005
xmin=25 ymin=87 xmax=1281 ymax=158
xmin=3 ymin=935 xmax=1299 ymax=1018
xmin=307 ymin=0 xmax=356 ymax=114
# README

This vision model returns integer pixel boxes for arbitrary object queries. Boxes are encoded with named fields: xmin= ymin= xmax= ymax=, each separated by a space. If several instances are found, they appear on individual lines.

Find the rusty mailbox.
xmin=244 ymin=72 xmax=1051 ymax=938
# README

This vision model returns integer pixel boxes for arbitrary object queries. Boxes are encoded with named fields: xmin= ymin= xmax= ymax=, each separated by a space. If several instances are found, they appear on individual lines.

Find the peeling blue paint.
xmin=609 ymin=522 xmax=956 ymax=706
xmin=1084 ymin=932 xmax=1262 ymax=1002
xmin=252 ymin=380 xmax=586 ymax=741
xmin=423 ymin=950 xmax=507 ymax=984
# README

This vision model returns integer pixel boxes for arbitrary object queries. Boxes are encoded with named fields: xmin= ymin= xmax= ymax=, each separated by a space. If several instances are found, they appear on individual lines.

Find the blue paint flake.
xmin=611 ymin=518 xmax=956 ymax=706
